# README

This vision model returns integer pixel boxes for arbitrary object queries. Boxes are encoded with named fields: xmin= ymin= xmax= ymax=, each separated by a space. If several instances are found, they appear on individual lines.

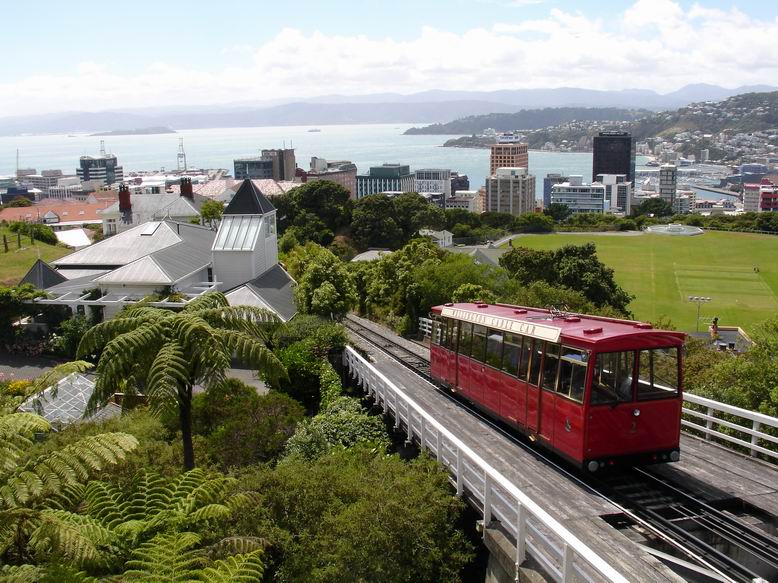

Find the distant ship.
xmin=307 ymin=128 xmax=321 ymax=133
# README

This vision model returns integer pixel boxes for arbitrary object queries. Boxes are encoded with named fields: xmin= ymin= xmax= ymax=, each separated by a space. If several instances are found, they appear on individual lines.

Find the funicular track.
xmin=344 ymin=315 xmax=778 ymax=583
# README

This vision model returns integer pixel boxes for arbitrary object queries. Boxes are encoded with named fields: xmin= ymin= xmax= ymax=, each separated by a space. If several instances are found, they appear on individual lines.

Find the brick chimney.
xmin=118 ymin=183 xmax=131 ymax=212
xmin=180 ymin=177 xmax=193 ymax=199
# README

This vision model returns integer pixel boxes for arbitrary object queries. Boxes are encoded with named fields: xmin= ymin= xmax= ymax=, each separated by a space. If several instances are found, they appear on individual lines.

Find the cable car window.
xmin=439 ymin=318 xmax=449 ymax=349
xmin=517 ymin=336 xmax=531 ymax=380
xmin=528 ymin=339 xmax=543 ymax=386
xmin=591 ymin=351 xmax=635 ymax=405
xmin=502 ymin=333 xmax=521 ymax=376
xmin=445 ymin=319 xmax=458 ymax=351
xmin=541 ymin=343 xmax=561 ymax=392
xmin=485 ymin=329 xmax=503 ymax=369
xmin=637 ymin=347 xmax=680 ymax=400
xmin=471 ymin=325 xmax=488 ymax=362
xmin=558 ymin=347 xmax=588 ymax=403
xmin=458 ymin=322 xmax=473 ymax=356
xmin=431 ymin=320 xmax=441 ymax=346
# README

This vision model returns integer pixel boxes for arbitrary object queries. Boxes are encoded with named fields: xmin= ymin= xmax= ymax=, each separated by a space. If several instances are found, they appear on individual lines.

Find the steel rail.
xmin=344 ymin=317 xmax=778 ymax=583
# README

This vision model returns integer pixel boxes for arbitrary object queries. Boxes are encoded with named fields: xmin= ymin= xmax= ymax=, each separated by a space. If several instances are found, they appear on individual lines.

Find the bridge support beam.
xmin=482 ymin=524 xmax=547 ymax=583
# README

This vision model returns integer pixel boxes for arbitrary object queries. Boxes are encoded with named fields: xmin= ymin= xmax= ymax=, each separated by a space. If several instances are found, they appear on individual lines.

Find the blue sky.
xmin=1 ymin=0 xmax=776 ymax=115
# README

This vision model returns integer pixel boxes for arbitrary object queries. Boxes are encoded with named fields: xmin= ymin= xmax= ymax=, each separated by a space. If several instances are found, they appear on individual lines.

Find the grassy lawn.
xmin=506 ymin=231 xmax=778 ymax=332
xmin=0 ymin=226 xmax=70 ymax=287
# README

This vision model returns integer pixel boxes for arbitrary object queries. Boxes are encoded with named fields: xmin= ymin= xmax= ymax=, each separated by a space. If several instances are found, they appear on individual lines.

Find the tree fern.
xmin=123 ymin=532 xmax=205 ymax=582
xmin=199 ymin=550 xmax=264 ymax=582
xmin=77 ymin=291 xmax=286 ymax=470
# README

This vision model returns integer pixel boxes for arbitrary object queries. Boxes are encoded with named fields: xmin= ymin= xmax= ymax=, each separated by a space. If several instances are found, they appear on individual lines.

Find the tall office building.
xmin=484 ymin=167 xmax=535 ymax=216
xmin=76 ymin=154 xmax=124 ymax=186
xmin=596 ymin=174 xmax=632 ymax=215
xmin=356 ymin=164 xmax=415 ymax=198
xmin=490 ymin=142 xmax=529 ymax=176
xmin=234 ymin=148 xmax=296 ymax=181
xmin=543 ymin=173 xmax=568 ymax=208
xmin=659 ymin=164 xmax=677 ymax=204
xmin=551 ymin=175 xmax=606 ymax=214
xmin=306 ymin=157 xmax=358 ymax=199
xmin=415 ymin=169 xmax=451 ymax=199
xmin=592 ymin=131 xmax=635 ymax=185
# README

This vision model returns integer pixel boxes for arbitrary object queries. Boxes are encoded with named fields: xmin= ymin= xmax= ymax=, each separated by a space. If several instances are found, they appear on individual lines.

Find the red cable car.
xmin=429 ymin=302 xmax=686 ymax=471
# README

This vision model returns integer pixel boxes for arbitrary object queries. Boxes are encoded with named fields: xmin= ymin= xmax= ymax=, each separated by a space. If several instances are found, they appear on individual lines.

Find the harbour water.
xmin=1 ymin=123 xmax=649 ymax=200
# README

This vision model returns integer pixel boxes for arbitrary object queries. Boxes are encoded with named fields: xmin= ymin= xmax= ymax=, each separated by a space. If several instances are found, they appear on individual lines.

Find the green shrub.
xmin=318 ymin=361 xmax=344 ymax=409
xmin=49 ymin=315 xmax=94 ymax=357
xmin=8 ymin=221 xmax=58 ymax=245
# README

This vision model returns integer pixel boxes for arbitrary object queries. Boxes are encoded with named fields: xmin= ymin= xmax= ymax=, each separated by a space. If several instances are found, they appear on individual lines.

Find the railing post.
xmin=420 ymin=416 xmax=426 ymax=451
xmin=456 ymin=447 xmax=464 ymax=496
xmin=705 ymin=407 xmax=714 ymax=440
xmin=562 ymin=544 xmax=574 ymax=582
xmin=436 ymin=429 xmax=441 ymax=462
xmin=393 ymin=393 xmax=399 ymax=427
xmin=516 ymin=503 xmax=527 ymax=566
xmin=751 ymin=421 xmax=761 ymax=457
xmin=407 ymin=402 xmax=413 ymax=442
xmin=483 ymin=474 xmax=492 ymax=538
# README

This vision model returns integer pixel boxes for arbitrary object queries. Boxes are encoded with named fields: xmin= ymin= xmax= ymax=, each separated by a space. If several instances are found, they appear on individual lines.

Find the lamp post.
xmin=688 ymin=296 xmax=712 ymax=333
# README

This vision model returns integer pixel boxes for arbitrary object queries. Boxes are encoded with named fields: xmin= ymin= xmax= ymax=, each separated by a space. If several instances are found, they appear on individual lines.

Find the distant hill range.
xmin=410 ymin=92 xmax=778 ymax=144
xmin=90 ymin=126 xmax=176 ymax=136
xmin=404 ymin=107 xmax=650 ymax=135
xmin=0 ymin=83 xmax=776 ymax=136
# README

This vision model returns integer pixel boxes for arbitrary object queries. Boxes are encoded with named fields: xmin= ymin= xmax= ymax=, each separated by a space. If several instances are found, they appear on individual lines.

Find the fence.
xmin=417 ymin=316 xmax=778 ymax=462
xmin=344 ymin=346 xmax=628 ymax=583
xmin=682 ymin=393 xmax=778 ymax=461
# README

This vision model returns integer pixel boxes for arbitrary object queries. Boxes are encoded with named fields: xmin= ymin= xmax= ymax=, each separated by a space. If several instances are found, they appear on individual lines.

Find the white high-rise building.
xmin=659 ymin=164 xmax=677 ymax=203
xmin=595 ymin=174 xmax=632 ymax=215
xmin=484 ymin=167 xmax=535 ymax=216
xmin=551 ymin=175 xmax=606 ymax=214
xmin=414 ymin=169 xmax=451 ymax=199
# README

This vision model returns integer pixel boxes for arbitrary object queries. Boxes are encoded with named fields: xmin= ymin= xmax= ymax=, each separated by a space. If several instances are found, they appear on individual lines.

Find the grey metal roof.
xmin=101 ymin=193 xmax=206 ymax=219
xmin=18 ymin=373 xmax=122 ymax=428
xmin=223 ymin=180 xmax=276 ymax=215
xmin=94 ymin=222 xmax=215 ymax=285
xmin=53 ymin=221 xmax=182 ymax=267
xmin=20 ymin=259 xmax=66 ymax=289
xmin=233 ymin=265 xmax=296 ymax=321
xmin=46 ymin=272 xmax=105 ymax=294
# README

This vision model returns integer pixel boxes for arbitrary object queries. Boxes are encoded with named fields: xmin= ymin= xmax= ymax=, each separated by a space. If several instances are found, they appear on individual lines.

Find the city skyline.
xmin=1 ymin=0 xmax=777 ymax=116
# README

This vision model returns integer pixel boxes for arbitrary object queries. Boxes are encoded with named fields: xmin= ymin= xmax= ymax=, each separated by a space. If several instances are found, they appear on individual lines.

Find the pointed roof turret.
xmin=223 ymin=179 xmax=276 ymax=215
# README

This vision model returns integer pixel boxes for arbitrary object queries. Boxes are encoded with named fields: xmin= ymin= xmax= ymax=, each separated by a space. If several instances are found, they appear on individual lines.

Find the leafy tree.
xmin=392 ymin=192 xmax=446 ymax=242
xmin=451 ymin=283 xmax=497 ymax=304
xmin=351 ymin=195 xmax=403 ymax=249
xmin=77 ymin=292 xmax=286 ymax=470
xmin=49 ymin=315 xmax=94 ymax=358
xmin=283 ymin=397 xmax=389 ymax=461
xmin=287 ymin=181 xmax=352 ymax=233
xmin=192 ymin=380 xmax=304 ymax=468
xmin=0 ymin=284 xmax=46 ymax=345
xmin=291 ymin=211 xmax=334 ymax=246
xmin=480 ymin=211 xmax=514 ymax=229
xmin=543 ymin=203 xmax=571 ymax=223
xmin=633 ymin=197 xmax=673 ymax=217
xmin=236 ymin=447 xmax=473 ymax=583
xmin=200 ymin=200 xmax=224 ymax=227
xmin=277 ymin=230 xmax=300 ymax=255
xmin=0 ymin=411 xmax=138 ymax=565
xmin=500 ymin=243 xmax=633 ymax=313
xmin=294 ymin=246 xmax=356 ymax=319
xmin=443 ymin=208 xmax=481 ymax=231
xmin=7 ymin=197 xmax=32 ymax=208
xmin=8 ymin=222 xmax=57 ymax=245
xmin=511 ymin=212 xmax=554 ymax=233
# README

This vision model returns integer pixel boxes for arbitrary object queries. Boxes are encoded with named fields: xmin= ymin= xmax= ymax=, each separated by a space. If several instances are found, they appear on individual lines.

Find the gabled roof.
xmin=226 ymin=264 xmax=296 ymax=322
xmin=223 ymin=179 xmax=276 ymax=216
xmin=20 ymin=259 xmax=67 ymax=289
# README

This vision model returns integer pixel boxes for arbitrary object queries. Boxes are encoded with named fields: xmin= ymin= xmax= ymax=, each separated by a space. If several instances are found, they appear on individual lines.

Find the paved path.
xmin=0 ymin=353 xmax=64 ymax=381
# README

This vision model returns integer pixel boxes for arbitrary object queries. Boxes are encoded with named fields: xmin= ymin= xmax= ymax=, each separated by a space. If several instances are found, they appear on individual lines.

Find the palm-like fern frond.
xmin=29 ymin=510 xmax=120 ymax=570
xmin=198 ymin=550 xmax=264 ymax=582
xmin=183 ymin=292 xmax=230 ymax=312
xmin=30 ymin=361 xmax=94 ymax=400
xmin=0 ymin=414 xmax=51 ymax=474
xmin=218 ymin=330 xmax=286 ymax=385
xmin=122 ymin=532 xmax=205 ymax=582
xmin=0 ymin=432 xmax=138 ymax=509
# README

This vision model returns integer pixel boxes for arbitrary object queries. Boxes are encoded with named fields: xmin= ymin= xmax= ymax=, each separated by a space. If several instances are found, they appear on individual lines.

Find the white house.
xmin=419 ymin=229 xmax=453 ymax=248
xmin=27 ymin=179 xmax=296 ymax=322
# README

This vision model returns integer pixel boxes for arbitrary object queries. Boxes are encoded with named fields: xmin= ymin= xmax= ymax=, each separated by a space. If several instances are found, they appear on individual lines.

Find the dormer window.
xmin=213 ymin=215 xmax=262 ymax=251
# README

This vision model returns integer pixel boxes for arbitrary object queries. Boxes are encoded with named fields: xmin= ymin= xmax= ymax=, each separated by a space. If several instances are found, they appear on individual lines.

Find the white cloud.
xmin=1 ymin=1 xmax=777 ymax=116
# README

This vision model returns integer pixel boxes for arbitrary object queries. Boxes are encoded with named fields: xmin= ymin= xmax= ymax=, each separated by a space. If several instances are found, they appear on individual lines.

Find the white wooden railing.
xmin=417 ymin=316 xmax=778 ymax=462
xmin=344 ymin=346 xmax=628 ymax=583
xmin=682 ymin=394 xmax=778 ymax=461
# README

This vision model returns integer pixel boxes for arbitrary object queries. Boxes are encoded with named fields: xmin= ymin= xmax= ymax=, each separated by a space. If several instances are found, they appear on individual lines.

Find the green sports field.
xmin=507 ymin=231 xmax=778 ymax=332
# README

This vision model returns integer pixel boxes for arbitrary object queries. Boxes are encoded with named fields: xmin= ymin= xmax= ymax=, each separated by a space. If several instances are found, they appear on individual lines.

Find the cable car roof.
xmin=432 ymin=303 xmax=686 ymax=347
